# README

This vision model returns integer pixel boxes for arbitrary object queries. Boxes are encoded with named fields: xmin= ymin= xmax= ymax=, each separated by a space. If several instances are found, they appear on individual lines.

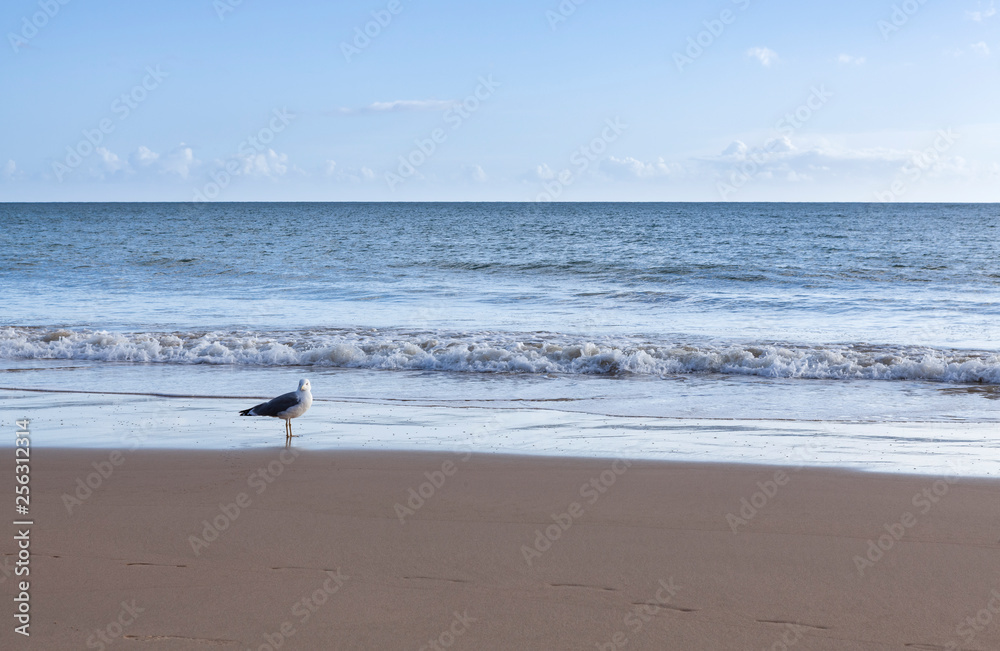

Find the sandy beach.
xmin=4 ymin=448 xmax=1000 ymax=650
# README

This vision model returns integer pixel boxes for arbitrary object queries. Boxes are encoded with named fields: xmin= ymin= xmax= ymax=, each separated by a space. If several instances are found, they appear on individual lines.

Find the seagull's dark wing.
xmin=239 ymin=391 xmax=300 ymax=417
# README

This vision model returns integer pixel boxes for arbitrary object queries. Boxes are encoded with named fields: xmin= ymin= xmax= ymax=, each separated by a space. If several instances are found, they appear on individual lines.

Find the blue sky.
xmin=1 ymin=0 xmax=998 ymax=201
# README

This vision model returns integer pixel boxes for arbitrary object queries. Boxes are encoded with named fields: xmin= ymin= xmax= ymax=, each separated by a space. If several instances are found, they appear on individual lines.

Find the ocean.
xmin=2 ymin=202 xmax=998 ymax=473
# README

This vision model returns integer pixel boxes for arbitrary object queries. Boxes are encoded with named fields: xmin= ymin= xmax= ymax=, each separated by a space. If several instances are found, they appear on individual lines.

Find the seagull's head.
xmin=298 ymin=378 xmax=311 ymax=392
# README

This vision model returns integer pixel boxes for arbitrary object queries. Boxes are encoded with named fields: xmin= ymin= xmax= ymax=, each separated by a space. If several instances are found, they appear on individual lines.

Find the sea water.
xmin=1 ymin=202 xmax=997 ymax=473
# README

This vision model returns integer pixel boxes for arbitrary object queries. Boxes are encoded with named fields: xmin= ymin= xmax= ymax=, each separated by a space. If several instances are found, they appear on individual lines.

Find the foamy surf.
xmin=1 ymin=327 xmax=997 ymax=384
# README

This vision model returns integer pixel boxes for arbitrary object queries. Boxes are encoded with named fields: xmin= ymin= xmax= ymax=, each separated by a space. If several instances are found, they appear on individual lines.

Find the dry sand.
xmin=3 ymin=448 xmax=1000 ymax=650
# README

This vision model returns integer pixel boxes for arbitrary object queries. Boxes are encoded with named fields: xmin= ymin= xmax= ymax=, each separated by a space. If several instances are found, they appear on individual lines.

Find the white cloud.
xmin=322 ymin=161 xmax=377 ymax=183
xmin=336 ymin=99 xmax=458 ymax=115
xmin=369 ymin=100 xmax=456 ymax=112
xmin=533 ymin=164 xmax=555 ymax=180
xmin=971 ymin=41 xmax=991 ymax=56
xmin=705 ymin=132 xmax=982 ymax=198
xmin=703 ymin=136 xmax=997 ymax=198
xmin=94 ymin=147 xmax=125 ymax=177
xmin=161 ymin=145 xmax=197 ymax=178
xmin=125 ymin=144 xmax=198 ymax=179
xmin=2 ymin=159 xmax=16 ymax=179
xmin=747 ymin=47 xmax=779 ymax=67
xmin=200 ymin=148 xmax=290 ymax=182
xmin=718 ymin=138 xmax=793 ymax=161
xmin=967 ymin=1 xmax=997 ymax=21
xmin=462 ymin=164 xmax=487 ymax=183
xmin=837 ymin=54 xmax=866 ymax=65
xmin=602 ymin=156 xmax=676 ymax=179
xmin=764 ymin=136 xmax=796 ymax=153
xmin=721 ymin=140 xmax=748 ymax=158
xmin=524 ymin=138 xmax=931 ymax=188
xmin=235 ymin=149 xmax=289 ymax=177
xmin=130 ymin=146 xmax=160 ymax=168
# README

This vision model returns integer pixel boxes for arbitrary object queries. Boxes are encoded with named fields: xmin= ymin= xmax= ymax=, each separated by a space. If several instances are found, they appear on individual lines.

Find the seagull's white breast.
xmin=279 ymin=390 xmax=312 ymax=420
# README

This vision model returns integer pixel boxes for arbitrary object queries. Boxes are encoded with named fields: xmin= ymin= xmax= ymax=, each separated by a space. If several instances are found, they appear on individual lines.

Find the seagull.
xmin=239 ymin=379 xmax=313 ymax=442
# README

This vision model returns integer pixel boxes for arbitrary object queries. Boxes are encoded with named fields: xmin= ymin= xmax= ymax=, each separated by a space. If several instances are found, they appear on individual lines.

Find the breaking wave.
xmin=1 ymin=327 xmax=998 ymax=384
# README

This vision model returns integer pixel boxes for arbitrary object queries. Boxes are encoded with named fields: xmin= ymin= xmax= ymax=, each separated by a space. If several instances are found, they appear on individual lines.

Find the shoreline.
xmin=5 ymin=448 xmax=1000 ymax=648
xmin=4 ymin=383 xmax=999 ymax=477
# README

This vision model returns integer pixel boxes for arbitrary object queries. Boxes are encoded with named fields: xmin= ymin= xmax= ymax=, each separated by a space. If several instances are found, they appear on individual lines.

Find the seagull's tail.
xmin=238 ymin=408 xmax=254 ymax=416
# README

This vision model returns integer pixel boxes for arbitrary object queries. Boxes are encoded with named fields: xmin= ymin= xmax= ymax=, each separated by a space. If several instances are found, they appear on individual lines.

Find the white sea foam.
xmin=1 ymin=327 xmax=998 ymax=383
